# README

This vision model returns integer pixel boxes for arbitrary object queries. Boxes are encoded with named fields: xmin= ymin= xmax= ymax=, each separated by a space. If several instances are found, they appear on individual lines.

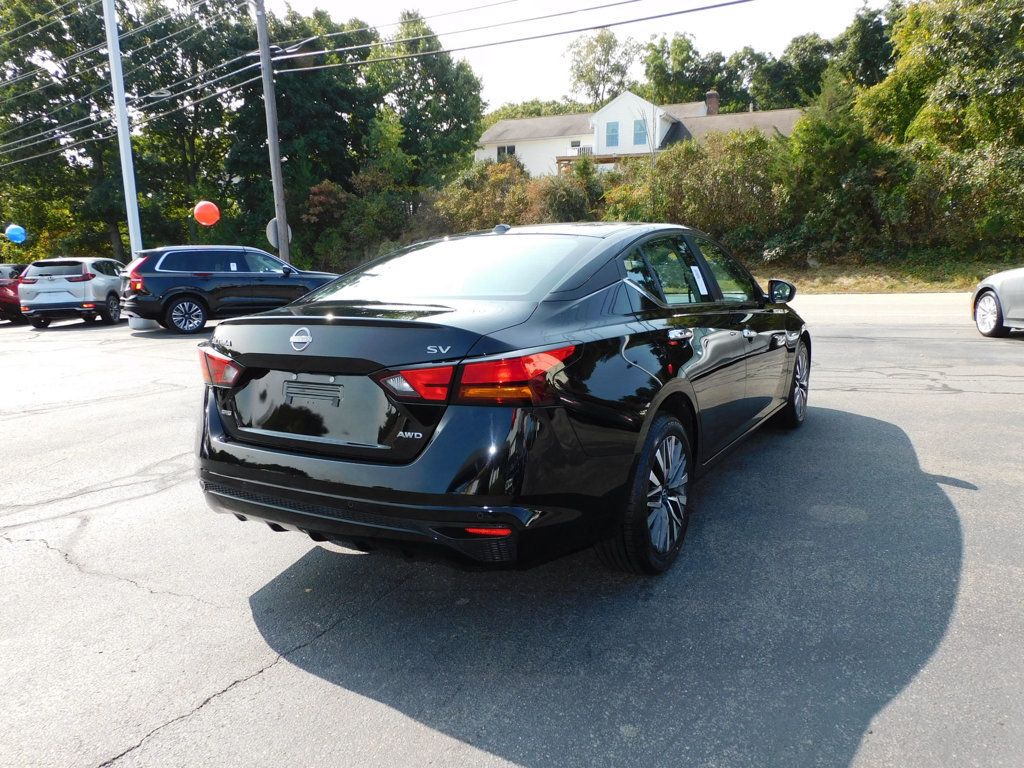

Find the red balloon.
xmin=193 ymin=200 xmax=220 ymax=227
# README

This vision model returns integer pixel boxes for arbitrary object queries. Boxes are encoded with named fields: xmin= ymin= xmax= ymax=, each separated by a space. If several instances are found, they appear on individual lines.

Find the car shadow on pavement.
xmin=248 ymin=407 xmax=964 ymax=767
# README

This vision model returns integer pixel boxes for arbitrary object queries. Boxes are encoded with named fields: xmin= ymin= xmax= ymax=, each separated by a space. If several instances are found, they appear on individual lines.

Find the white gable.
xmin=592 ymin=91 xmax=675 ymax=155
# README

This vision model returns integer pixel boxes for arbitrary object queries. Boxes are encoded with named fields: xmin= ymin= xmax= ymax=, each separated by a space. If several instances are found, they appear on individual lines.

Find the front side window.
xmin=304 ymin=234 xmax=597 ymax=303
xmin=633 ymin=119 xmax=648 ymax=146
xmin=641 ymin=237 xmax=711 ymax=306
xmin=695 ymin=238 xmax=761 ymax=303
xmin=606 ymin=121 xmax=619 ymax=148
xmin=244 ymin=252 xmax=283 ymax=273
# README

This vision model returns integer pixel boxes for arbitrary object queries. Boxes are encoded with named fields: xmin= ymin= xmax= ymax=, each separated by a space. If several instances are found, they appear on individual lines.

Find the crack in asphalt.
xmin=93 ymin=572 xmax=414 ymax=768
xmin=0 ymin=534 xmax=223 ymax=609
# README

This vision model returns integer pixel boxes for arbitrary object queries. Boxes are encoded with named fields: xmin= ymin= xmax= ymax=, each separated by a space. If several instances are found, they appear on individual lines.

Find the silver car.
xmin=973 ymin=268 xmax=1024 ymax=337
xmin=18 ymin=257 xmax=126 ymax=329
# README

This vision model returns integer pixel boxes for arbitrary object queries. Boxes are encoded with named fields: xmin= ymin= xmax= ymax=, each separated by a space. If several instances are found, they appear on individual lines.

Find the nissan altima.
xmin=197 ymin=224 xmax=810 ymax=574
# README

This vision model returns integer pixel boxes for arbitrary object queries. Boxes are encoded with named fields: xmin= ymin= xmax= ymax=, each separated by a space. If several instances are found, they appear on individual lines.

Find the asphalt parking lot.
xmin=1 ymin=293 xmax=1022 ymax=768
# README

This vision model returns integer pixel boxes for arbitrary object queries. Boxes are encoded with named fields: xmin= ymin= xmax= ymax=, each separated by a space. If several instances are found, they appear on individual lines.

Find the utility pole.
xmin=101 ymin=0 xmax=143 ymax=258
xmin=252 ymin=0 xmax=290 ymax=262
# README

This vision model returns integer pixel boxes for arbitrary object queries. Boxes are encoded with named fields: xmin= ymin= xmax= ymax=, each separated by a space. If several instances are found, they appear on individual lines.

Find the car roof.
xmin=468 ymin=222 xmax=696 ymax=239
xmin=138 ymin=245 xmax=256 ymax=254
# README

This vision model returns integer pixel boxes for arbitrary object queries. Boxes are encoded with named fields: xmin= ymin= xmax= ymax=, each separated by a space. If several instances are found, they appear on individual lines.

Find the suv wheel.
xmin=165 ymin=297 xmax=207 ymax=334
xmin=99 ymin=294 xmax=121 ymax=324
xmin=596 ymin=414 xmax=692 ymax=574
xmin=29 ymin=317 xmax=50 ymax=329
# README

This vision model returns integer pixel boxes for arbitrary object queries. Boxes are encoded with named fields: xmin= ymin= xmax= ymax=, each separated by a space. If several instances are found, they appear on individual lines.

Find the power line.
xmin=0 ymin=0 xmax=104 ymax=49
xmin=0 ymin=0 xmax=250 ymax=142
xmin=277 ymin=0 xmax=757 ymax=76
xmin=2 ymin=0 xmax=228 ymax=93
xmin=0 ymin=72 xmax=262 ymax=170
xmin=274 ymin=0 xmax=525 ymax=49
xmin=271 ymin=0 xmax=659 ymax=65
xmin=0 ymin=0 xmax=91 ymax=43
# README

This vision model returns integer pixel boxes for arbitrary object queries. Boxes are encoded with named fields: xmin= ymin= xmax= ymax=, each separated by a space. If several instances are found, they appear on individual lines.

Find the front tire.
xmin=596 ymin=415 xmax=692 ymax=575
xmin=975 ymin=291 xmax=1009 ymax=338
xmin=776 ymin=339 xmax=810 ymax=429
xmin=164 ymin=297 xmax=207 ymax=334
xmin=99 ymin=294 xmax=121 ymax=324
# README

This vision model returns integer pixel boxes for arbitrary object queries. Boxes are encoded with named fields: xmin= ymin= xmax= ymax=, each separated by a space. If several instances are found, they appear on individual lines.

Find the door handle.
xmin=668 ymin=328 xmax=693 ymax=340
xmin=741 ymin=328 xmax=757 ymax=339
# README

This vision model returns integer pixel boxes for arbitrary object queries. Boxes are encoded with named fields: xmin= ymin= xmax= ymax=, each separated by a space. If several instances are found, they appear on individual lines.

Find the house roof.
xmin=676 ymin=109 xmax=803 ymax=140
xmin=660 ymin=101 xmax=708 ymax=120
xmin=479 ymin=113 xmax=593 ymax=143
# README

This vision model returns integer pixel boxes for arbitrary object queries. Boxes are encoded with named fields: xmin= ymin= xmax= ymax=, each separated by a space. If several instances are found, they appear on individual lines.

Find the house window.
xmin=570 ymin=140 xmax=581 ymax=148
xmin=497 ymin=145 xmax=515 ymax=158
xmin=633 ymin=119 xmax=648 ymax=146
xmin=606 ymin=121 xmax=619 ymax=148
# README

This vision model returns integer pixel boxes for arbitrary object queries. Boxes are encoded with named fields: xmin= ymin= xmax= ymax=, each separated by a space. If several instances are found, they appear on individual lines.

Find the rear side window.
xmin=641 ymin=237 xmax=711 ymax=305
xmin=159 ymin=251 xmax=246 ymax=273
xmin=24 ymin=261 xmax=83 ymax=277
xmin=304 ymin=235 xmax=597 ymax=302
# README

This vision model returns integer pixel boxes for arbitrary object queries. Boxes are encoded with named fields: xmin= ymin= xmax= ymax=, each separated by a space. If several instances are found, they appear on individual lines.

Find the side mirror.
xmin=768 ymin=278 xmax=796 ymax=304
xmin=281 ymin=266 xmax=294 ymax=276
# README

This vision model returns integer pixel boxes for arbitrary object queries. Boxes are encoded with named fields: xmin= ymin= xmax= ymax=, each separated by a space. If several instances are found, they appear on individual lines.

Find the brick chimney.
xmin=705 ymin=90 xmax=720 ymax=116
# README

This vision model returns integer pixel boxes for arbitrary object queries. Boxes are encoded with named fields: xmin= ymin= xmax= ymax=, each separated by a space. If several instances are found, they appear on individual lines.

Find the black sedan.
xmin=197 ymin=224 xmax=810 ymax=574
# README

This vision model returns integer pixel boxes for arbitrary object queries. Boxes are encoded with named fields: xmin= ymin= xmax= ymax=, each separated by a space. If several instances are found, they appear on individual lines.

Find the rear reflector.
xmin=377 ymin=366 xmax=454 ymax=402
xmin=82 ymin=303 xmax=95 ymax=309
xmin=464 ymin=527 xmax=512 ymax=537
xmin=457 ymin=346 xmax=575 ymax=406
xmin=198 ymin=346 xmax=243 ymax=387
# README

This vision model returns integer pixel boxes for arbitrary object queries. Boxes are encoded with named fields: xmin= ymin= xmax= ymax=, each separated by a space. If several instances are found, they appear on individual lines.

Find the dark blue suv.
xmin=122 ymin=246 xmax=336 ymax=333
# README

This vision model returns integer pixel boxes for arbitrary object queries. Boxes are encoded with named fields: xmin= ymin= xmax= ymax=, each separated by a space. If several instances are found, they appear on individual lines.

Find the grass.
xmin=752 ymin=260 xmax=1017 ymax=294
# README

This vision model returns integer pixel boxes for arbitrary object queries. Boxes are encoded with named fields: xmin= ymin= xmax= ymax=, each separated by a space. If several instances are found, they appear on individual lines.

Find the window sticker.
xmin=690 ymin=265 xmax=709 ymax=296
xmin=230 ymin=262 xmax=237 ymax=271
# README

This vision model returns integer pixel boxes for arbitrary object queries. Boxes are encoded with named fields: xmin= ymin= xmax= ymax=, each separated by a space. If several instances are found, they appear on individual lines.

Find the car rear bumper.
xmin=197 ymin=387 xmax=634 ymax=567
xmin=122 ymin=295 xmax=164 ymax=320
xmin=21 ymin=301 xmax=99 ymax=319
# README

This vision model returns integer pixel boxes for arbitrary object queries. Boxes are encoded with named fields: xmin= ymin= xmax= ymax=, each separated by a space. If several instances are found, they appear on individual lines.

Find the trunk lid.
xmin=212 ymin=300 xmax=535 ymax=462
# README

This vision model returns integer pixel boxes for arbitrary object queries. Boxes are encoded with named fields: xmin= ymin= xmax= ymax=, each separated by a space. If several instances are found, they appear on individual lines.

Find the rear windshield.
xmin=305 ymin=234 xmax=597 ymax=302
xmin=24 ymin=261 xmax=84 ymax=277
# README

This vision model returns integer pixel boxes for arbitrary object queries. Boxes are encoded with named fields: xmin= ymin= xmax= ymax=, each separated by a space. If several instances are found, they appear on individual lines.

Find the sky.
xmin=266 ymin=0 xmax=889 ymax=109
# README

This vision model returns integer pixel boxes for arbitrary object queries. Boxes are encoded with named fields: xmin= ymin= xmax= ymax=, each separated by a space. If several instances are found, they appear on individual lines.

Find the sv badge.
xmin=427 ymin=345 xmax=451 ymax=354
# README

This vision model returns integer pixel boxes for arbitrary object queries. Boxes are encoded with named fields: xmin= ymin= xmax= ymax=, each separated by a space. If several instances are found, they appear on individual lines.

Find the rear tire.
xmin=99 ymin=294 xmax=121 ymax=324
xmin=164 ymin=296 xmax=207 ymax=334
xmin=596 ymin=415 xmax=692 ymax=575
xmin=975 ymin=291 xmax=1009 ymax=338
xmin=29 ymin=317 xmax=50 ymax=329
xmin=775 ymin=340 xmax=810 ymax=429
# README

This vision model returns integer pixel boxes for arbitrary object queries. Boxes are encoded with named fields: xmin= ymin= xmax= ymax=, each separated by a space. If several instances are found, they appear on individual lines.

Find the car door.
xmin=689 ymin=235 xmax=790 ymax=426
xmin=623 ymin=235 xmax=753 ymax=458
xmin=1001 ymin=270 xmax=1024 ymax=323
xmin=244 ymin=250 xmax=305 ymax=309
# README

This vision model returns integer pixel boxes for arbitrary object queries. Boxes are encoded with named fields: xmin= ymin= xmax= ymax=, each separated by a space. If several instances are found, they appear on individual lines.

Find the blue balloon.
xmin=4 ymin=224 xmax=26 ymax=244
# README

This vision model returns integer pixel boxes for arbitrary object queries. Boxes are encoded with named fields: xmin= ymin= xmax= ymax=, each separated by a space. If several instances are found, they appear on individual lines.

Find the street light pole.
xmin=101 ymin=0 xmax=143 ymax=258
xmin=252 ymin=0 xmax=290 ymax=262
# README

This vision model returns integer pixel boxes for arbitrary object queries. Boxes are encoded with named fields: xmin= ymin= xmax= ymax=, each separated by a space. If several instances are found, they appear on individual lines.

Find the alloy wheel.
xmin=107 ymin=296 xmax=120 ymax=322
xmin=646 ymin=435 xmax=688 ymax=554
xmin=171 ymin=301 xmax=203 ymax=332
xmin=793 ymin=345 xmax=810 ymax=420
xmin=976 ymin=294 xmax=998 ymax=334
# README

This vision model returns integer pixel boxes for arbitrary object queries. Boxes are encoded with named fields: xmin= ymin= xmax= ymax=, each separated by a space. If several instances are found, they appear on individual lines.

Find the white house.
xmin=475 ymin=90 xmax=802 ymax=176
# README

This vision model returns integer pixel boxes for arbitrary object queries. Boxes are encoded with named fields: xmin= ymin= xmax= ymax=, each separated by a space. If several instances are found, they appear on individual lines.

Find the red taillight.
xmin=457 ymin=346 xmax=575 ymax=405
xmin=464 ymin=527 xmax=512 ymax=537
xmin=127 ymin=255 xmax=149 ymax=292
xmin=19 ymin=277 xmax=37 ymax=285
xmin=198 ymin=346 xmax=244 ymax=387
xmin=66 ymin=271 xmax=95 ymax=282
xmin=377 ymin=366 xmax=454 ymax=402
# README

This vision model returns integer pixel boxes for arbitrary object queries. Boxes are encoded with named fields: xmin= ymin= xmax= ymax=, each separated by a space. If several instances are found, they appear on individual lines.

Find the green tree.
xmin=833 ymin=2 xmax=901 ymax=87
xmin=568 ymin=29 xmax=640 ymax=106
xmin=369 ymin=12 xmax=483 ymax=190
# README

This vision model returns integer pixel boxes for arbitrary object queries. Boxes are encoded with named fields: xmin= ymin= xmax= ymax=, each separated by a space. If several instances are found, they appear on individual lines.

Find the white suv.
xmin=18 ymin=257 xmax=126 ymax=329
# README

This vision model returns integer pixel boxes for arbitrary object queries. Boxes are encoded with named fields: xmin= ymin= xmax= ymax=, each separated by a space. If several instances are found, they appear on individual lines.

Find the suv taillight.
xmin=126 ymin=255 xmax=149 ymax=292
xmin=18 ymin=276 xmax=36 ymax=285
xmin=375 ymin=346 xmax=576 ymax=407
xmin=66 ymin=270 xmax=95 ymax=282
xmin=198 ymin=346 xmax=244 ymax=387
